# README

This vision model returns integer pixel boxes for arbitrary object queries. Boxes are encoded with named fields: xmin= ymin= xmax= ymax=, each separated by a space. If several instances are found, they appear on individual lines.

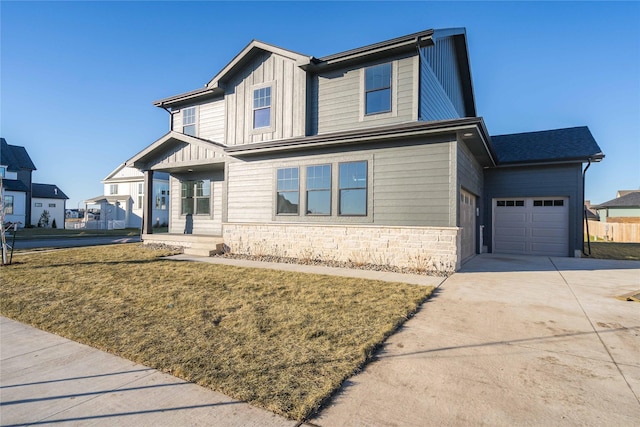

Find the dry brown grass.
xmin=585 ymin=242 xmax=640 ymax=261
xmin=0 ymin=244 xmax=433 ymax=420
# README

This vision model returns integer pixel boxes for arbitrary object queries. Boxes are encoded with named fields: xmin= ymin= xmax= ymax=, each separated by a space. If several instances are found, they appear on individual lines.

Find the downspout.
xmin=582 ymin=159 xmax=592 ymax=256
xmin=160 ymin=102 xmax=173 ymax=130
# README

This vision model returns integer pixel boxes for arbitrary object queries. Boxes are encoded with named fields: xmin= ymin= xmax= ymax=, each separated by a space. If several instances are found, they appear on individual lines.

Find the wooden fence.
xmin=585 ymin=220 xmax=640 ymax=243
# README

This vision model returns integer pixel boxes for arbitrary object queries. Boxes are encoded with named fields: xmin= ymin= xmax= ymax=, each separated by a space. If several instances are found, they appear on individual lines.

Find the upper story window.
xmin=365 ymin=63 xmax=392 ymax=115
xmin=0 ymin=166 xmax=5 ymax=177
xmin=276 ymin=167 xmax=299 ymax=214
xmin=137 ymin=183 xmax=144 ymax=209
xmin=183 ymin=107 xmax=196 ymax=136
xmin=306 ymin=165 xmax=331 ymax=215
xmin=109 ymin=184 xmax=118 ymax=195
xmin=253 ymin=86 xmax=271 ymax=129
xmin=339 ymin=161 xmax=368 ymax=215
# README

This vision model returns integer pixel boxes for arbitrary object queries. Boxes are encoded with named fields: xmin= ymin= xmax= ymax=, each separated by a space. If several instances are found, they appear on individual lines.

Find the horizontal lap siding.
xmin=373 ymin=142 xmax=452 ymax=226
xmin=198 ymin=98 xmax=225 ymax=143
xmin=316 ymin=55 xmax=416 ymax=134
xmin=227 ymin=162 xmax=272 ymax=222
xmin=457 ymin=142 xmax=483 ymax=196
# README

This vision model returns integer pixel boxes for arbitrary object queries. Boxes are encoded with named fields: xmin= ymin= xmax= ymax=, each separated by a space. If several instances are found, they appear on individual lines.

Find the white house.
xmin=86 ymin=164 xmax=169 ymax=229
xmin=31 ymin=184 xmax=68 ymax=228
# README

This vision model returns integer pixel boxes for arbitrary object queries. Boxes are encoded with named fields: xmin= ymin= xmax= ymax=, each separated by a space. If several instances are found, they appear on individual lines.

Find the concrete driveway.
xmin=311 ymin=254 xmax=640 ymax=426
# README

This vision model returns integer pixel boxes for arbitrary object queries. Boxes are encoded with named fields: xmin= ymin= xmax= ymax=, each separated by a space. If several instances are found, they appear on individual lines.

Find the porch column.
xmin=143 ymin=170 xmax=154 ymax=234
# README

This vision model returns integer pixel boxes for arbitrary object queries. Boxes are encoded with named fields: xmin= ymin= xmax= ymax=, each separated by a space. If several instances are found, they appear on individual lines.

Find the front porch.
xmin=142 ymin=233 xmax=224 ymax=257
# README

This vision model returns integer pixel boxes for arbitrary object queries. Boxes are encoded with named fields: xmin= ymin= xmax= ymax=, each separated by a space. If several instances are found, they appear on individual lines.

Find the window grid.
xmin=253 ymin=87 xmax=272 ymax=129
xmin=180 ymin=180 xmax=211 ymax=215
xmin=4 ymin=196 xmax=13 ymax=215
xmin=183 ymin=107 xmax=196 ymax=136
xmin=306 ymin=164 xmax=331 ymax=215
xmin=276 ymin=167 xmax=299 ymax=214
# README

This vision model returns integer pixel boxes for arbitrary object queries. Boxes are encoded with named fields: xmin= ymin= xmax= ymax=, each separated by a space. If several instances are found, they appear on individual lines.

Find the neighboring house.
xmin=85 ymin=164 xmax=169 ymax=229
xmin=126 ymin=28 xmax=604 ymax=270
xmin=595 ymin=191 xmax=640 ymax=223
xmin=584 ymin=200 xmax=599 ymax=221
xmin=31 ymin=184 xmax=69 ymax=228
xmin=2 ymin=138 xmax=70 ymax=228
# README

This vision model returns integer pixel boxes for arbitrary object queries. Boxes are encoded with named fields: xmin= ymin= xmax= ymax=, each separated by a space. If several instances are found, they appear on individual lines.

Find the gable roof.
xmin=153 ymin=28 xmax=475 ymax=113
xmin=32 ymin=183 xmax=69 ymax=200
xmin=490 ymin=126 xmax=604 ymax=165
xmin=1 ymin=138 xmax=37 ymax=171
xmin=595 ymin=191 xmax=640 ymax=208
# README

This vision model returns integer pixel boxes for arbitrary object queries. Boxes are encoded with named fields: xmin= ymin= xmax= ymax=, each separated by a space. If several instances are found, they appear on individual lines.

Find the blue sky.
xmin=1 ymin=1 xmax=638 ymax=209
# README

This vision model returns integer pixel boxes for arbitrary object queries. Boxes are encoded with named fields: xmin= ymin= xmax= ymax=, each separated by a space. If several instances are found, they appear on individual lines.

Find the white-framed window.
xmin=4 ymin=195 xmax=13 ymax=214
xmin=35 ymin=202 xmax=42 ymax=207
xmin=306 ymin=165 xmax=331 ymax=216
xmin=365 ymin=63 xmax=392 ymax=115
xmin=155 ymin=184 xmax=169 ymax=210
xmin=109 ymin=184 xmax=118 ymax=195
xmin=276 ymin=167 xmax=299 ymax=215
xmin=0 ymin=166 xmax=5 ymax=177
xmin=253 ymin=86 xmax=272 ymax=129
xmin=180 ymin=180 xmax=210 ymax=215
xmin=183 ymin=107 xmax=196 ymax=136
xmin=339 ymin=161 xmax=368 ymax=215
xmin=49 ymin=203 xmax=56 ymax=208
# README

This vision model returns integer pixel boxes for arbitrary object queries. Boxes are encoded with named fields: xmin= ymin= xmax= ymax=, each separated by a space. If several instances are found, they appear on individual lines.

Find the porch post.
xmin=143 ymin=170 xmax=154 ymax=234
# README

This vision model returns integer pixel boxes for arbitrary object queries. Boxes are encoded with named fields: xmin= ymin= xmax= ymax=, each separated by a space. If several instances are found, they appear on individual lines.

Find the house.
xmin=32 ymin=183 xmax=69 ymax=228
xmin=595 ymin=190 xmax=640 ymax=223
xmin=2 ymin=138 xmax=69 ymax=228
xmin=85 ymin=164 xmax=169 ymax=229
xmin=126 ymin=28 xmax=604 ymax=271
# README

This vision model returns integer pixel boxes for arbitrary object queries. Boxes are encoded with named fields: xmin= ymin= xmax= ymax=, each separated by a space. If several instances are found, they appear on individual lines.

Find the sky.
xmin=1 ymin=1 xmax=639 ymax=209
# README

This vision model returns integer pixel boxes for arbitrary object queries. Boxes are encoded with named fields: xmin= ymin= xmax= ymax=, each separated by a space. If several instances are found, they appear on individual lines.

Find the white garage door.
xmin=493 ymin=197 xmax=569 ymax=256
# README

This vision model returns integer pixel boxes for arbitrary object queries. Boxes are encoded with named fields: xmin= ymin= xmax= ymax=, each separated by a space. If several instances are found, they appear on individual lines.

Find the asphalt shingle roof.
xmin=32 ymin=183 xmax=69 ymax=200
xmin=1 ymin=138 xmax=37 ymax=171
xmin=490 ymin=126 xmax=604 ymax=164
xmin=2 ymin=179 xmax=29 ymax=192
xmin=596 ymin=191 xmax=640 ymax=208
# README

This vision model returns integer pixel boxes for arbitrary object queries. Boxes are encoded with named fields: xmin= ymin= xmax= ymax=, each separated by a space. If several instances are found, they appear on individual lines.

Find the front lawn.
xmin=0 ymin=244 xmax=433 ymax=420
xmin=584 ymin=242 xmax=640 ymax=261
xmin=11 ymin=227 xmax=141 ymax=239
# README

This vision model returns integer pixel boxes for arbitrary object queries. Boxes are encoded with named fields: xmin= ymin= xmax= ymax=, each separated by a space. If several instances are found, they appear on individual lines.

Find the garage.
xmin=493 ymin=197 xmax=569 ymax=256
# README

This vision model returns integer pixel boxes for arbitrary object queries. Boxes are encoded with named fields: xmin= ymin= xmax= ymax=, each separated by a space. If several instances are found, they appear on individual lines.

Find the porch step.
xmin=142 ymin=233 xmax=224 ymax=257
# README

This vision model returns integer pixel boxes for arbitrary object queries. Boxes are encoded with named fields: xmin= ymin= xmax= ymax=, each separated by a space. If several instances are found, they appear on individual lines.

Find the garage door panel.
xmin=493 ymin=197 xmax=569 ymax=256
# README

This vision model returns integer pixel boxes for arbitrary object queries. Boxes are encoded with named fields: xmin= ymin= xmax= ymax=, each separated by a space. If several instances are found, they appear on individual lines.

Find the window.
xmin=183 ymin=107 xmax=196 ymax=136
xmin=339 ymin=161 xmax=367 ymax=215
xmin=4 ymin=195 xmax=14 ymax=215
xmin=306 ymin=165 xmax=331 ymax=215
xmin=365 ymin=63 xmax=392 ymax=115
xmin=110 ymin=184 xmax=118 ymax=195
xmin=253 ymin=86 xmax=271 ymax=129
xmin=35 ymin=202 xmax=43 ymax=207
xmin=534 ymin=199 xmax=564 ymax=207
xmin=138 ymin=183 xmax=144 ymax=209
xmin=155 ymin=185 xmax=168 ymax=210
xmin=181 ymin=180 xmax=210 ymax=215
xmin=0 ymin=167 xmax=5 ymax=177
xmin=496 ymin=200 xmax=524 ymax=207
xmin=276 ymin=167 xmax=299 ymax=214
xmin=49 ymin=203 xmax=56 ymax=208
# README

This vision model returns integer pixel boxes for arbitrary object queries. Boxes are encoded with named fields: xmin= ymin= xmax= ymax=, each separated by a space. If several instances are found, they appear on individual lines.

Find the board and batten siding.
xmin=483 ymin=163 xmax=583 ymax=255
xmin=149 ymin=141 xmax=226 ymax=171
xmin=170 ymin=98 xmax=225 ymax=143
xmin=314 ymin=55 xmax=417 ymax=135
xmin=224 ymin=51 xmax=306 ymax=146
xmin=226 ymin=139 xmax=455 ymax=228
xmin=169 ymin=173 xmax=223 ymax=235
xmin=420 ymin=36 xmax=466 ymax=119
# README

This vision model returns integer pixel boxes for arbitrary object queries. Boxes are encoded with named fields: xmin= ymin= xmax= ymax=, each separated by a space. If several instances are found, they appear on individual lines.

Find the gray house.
xmin=127 ymin=28 xmax=603 ymax=271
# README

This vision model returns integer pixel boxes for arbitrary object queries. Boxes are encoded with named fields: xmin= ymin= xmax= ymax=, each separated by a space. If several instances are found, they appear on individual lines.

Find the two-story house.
xmin=85 ymin=164 xmax=169 ymax=229
xmin=127 ymin=28 xmax=604 ymax=271
xmin=1 ymin=138 xmax=69 ymax=228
